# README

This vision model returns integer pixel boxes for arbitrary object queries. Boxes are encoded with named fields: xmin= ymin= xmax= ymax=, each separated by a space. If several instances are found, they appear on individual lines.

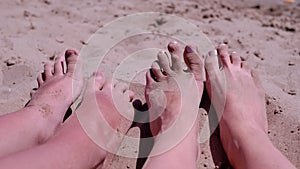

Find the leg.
xmin=205 ymin=44 xmax=296 ymax=169
xmin=0 ymin=50 xmax=83 ymax=158
xmin=144 ymin=42 xmax=204 ymax=169
xmin=0 ymin=71 xmax=134 ymax=169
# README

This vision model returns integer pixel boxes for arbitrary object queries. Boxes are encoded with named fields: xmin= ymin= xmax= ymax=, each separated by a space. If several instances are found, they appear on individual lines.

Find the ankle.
xmin=220 ymin=123 xmax=269 ymax=166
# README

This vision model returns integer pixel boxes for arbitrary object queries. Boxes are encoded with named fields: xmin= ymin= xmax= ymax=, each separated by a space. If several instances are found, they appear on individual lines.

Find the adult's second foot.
xmin=204 ymin=44 xmax=297 ymax=169
xmin=144 ymin=42 xmax=203 ymax=168
xmin=205 ymin=43 xmax=267 ymax=140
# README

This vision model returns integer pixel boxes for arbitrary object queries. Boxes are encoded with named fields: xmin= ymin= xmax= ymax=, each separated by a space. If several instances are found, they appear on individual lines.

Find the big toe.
xmin=168 ymin=41 xmax=183 ymax=72
xmin=65 ymin=49 xmax=82 ymax=79
xmin=183 ymin=45 xmax=205 ymax=81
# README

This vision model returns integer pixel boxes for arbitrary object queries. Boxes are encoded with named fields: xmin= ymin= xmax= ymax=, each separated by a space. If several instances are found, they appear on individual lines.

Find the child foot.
xmin=204 ymin=44 xmax=267 ymax=166
xmin=46 ymin=71 xmax=135 ymax=168
xmin=76 ymin=71 xmax=135 ymax=155
xmin=27 ymin=49 xmax=83 ymax=142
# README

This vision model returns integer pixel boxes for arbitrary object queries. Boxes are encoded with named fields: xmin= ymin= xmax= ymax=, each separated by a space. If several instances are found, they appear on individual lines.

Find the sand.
xmin=0 ymin=0 xmax=299 ymax=168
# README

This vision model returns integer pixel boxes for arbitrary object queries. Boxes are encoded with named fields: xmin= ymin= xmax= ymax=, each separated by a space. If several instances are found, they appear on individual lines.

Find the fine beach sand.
xmin=0 ymin=0 xmax=299 ymax=168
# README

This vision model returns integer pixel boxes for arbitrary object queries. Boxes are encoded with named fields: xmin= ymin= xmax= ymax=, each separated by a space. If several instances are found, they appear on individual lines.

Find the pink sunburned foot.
xmin=205 ymin=44 xmax=268 ymax=168
xmin=27 ymin=49 xmax=83 ymax=142
xmin=76 ymin=71 xmax=135 ymax=155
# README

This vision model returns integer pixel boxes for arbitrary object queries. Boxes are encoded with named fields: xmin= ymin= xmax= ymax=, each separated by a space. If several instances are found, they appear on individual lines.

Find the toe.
xmin=151 ymin=61 xmax=165 ymax=82
xmin=241 ymin=62 xmax=251 ymax=73
xmin=114 ymin=82 xmax=128 ymax=93
xmin=183 ymin=45 xmax=204 ymax=81
xmin=87 ymin=71 xmax=105 ymax=91
xmin=205 ymin=50 xmax=220 ymax=79
xmin=124 ymin=90 xmax=135 ymax=101
xmin=37 ymin=74 xmax=44 ymax=87
xmin=168 ymin=41 xmax=183 ymax=72
xmin=146 ymin=70 xmax=156 ymax=85
xmin=217 ymin=44 xmax=231 ymax=67
xmin=230 ymin=51 xmax=241 ymax=66
xmin=44 ymin=62 xmax=53 ymax=80
xmin=157 ymin=51 xmax=172 ymax=76
xmin=30 ymin=90 xmax=37 ymax=97
xmin=54 ymin=56 xmax=65 ymax=75
xmin=65 ymin=49 xmax=81 ymax=77
xmin=251 ymin=70 xmax=264 ymax=92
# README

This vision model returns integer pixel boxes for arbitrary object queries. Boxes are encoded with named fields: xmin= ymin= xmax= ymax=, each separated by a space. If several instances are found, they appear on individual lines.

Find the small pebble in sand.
xmin=23 ymin=10 xmax=30 ymax=17
xmin=55 ymin=37 xmax=64 ymax=43
xmin=287 ymin=90 xmax=296 ymax=95
xmin=43 ymin=0 xmax=51 ymax=5
xmin=223 ymin=38 xmax=229 ymax=44
xmin=288 ymin=61 xmax=295 ymax=66
xmin=80 ymin=40 xmax=88 ymax=45
xmin=253 ymin=50 xmax=264 ymax=60
xmin=274 ymin=107 xmax=280 ymax=114
xmin=29 ymin=22 xmax=35 ymax=30
xmin=4 ymin=58 xmax=21 ymax=67
xmin=240 ymin=56 xmax=247 ymax=61
xmin=266 ymin=99 xmax=271 ymax=105
xmin=49 ymin=56 xmax=55 ymax=61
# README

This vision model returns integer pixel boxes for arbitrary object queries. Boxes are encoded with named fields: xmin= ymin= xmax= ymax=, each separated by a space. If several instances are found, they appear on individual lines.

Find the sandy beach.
xmin=0 ymin=0 xmax=299 ymax=168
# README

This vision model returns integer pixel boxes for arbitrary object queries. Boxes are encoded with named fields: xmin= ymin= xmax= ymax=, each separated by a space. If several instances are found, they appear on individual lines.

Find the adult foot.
xmin=144 ymin=41 xmax=203 ymax=168
xmin=27 ymin=49 xmax=83 ymax=142
xmin=205 ymin=44 xmax=268 ymax=167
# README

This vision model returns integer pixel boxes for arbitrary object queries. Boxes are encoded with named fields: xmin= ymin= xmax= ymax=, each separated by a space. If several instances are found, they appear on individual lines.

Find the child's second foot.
xmin=27 ymin=49 xmax=83 ymax=142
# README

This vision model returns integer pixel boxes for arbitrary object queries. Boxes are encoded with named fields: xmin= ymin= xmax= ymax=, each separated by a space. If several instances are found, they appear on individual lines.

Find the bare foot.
xmin=27 ymin=49 xmax=83 ymax=142
xmin=144 ymin=41 xmax=203 ymax=168
xmin=29 ymin=71 xmax=136 ymax=169
xmin=205 ymin=44 xmax=268 ymax=167
xmin=76 ymin=71 xmax=135 ymax=156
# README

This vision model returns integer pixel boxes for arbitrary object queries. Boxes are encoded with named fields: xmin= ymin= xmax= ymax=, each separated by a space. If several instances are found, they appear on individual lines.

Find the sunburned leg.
xmin=0 ymin=50 xmax=83 ymax=158
xmin=0 ymin=71 xmax=135 ymax=169
xmin=144 ymin=42 xmax=204 ymax=169
xmin=205 ymin=44 xmax=296 ymax=169
xmin=0 ymin=114 xmax=105 ymax=169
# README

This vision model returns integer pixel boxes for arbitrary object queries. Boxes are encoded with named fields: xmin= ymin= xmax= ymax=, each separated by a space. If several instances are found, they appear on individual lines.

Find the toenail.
xmin=185 ymin=46 xmax=194 ymax=53
xmin=167 ymin=41 xmax=178 ymax=52
xmin=219 ymin=44 xmax=228 ymax=49
xmin=65 ymin=49 xmax=78 ymax=57
xmin=158 ymin=51 xmax=164 ymax=55
xmin=208 ymin=50 xmax=218 ymax=57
